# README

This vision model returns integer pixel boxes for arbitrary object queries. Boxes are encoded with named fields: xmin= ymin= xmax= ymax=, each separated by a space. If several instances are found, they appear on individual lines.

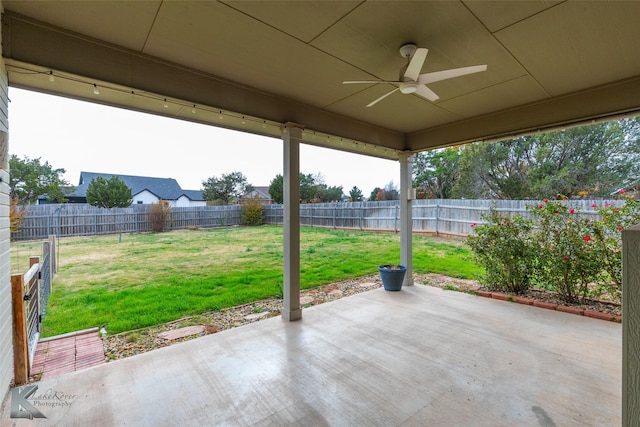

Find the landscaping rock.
xmin=158 ymin=325 xmax=206 ymax=341
xmin=244 ymin=311 xmax=271 ymax=321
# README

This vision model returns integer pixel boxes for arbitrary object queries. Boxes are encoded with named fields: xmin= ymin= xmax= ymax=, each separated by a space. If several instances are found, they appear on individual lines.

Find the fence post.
xmin=30 ymin=256 xmax=41 ymax=337
xmin=435 ymin=204 xmax=439 ymax=236
xmin=50 ymin=235 xmax=58 ymax=274
xmin=11 ymin=274 xmax=29 ymax=385
xmin=333 ymin=206 xmax=336 ymax=229
xmin=394 ymin=203 xmax=399 ymax=233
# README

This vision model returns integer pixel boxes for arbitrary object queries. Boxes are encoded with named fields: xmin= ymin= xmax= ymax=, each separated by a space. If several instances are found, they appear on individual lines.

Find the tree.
xmin=381 ymin=181 xmax=399 ymax=200
xmin=9 ymin=155 xmax=70 ymax=205
xmin=299 ymin=173 xmax=317 ymax=203
xmin=349 ymin=186 xmax=363 ymax=202
xmin=528 ymin=124 xmax=625 ymax=198
xmin=267 ymin=173 xmax=322 ymax=204
xmin=86 ymin=176 xmax=133 ymax=208
xmin=369 ymin=187 xmax=381 ymax=201
xmin=202 ymin=171 xmax=253 ymax=205
xmin=369 ymin=183 xmax=399 ymax=201
xmin=268 ymin=174 xmax=284 ymax=204
xmin=315 ymin=184 xmax=344 ymax=202
xmin=454 ymin=120 xmax=637 ymax=199
xmin=413 ymin=148 xmax=461 ymax=199
xmin=454 ymin=138 xmax=533 ymax=199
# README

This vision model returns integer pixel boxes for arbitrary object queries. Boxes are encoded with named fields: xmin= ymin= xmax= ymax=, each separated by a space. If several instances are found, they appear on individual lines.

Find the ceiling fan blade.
xmin=403 ymin=48 xmax=428 ymax=81
xmin=415 ymin=84 xmax=440 ymax=102
xmin=418 ymin=65 xmax=487 ymax=84
xmin=343 ymin=80 xmax=400 ymax=84
xmin=366 ymin=88 xmax=399 ymax=107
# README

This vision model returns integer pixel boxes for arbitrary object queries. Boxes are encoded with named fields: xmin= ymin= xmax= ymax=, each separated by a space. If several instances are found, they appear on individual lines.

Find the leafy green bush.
xmin=467 ymin=209 xmax=536 ymax=294
xmin=589 ymin=197 xmax=640 ymax=297
xmin=468 ymin=196 xmax=640 ymax=303
xmin=241 ymin=199 xmax=264 ymax=226
xmin=529 ymin=199 xmax=600 ymax=303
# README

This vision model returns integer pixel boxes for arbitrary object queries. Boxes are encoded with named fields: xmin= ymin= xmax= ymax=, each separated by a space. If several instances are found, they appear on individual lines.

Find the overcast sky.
xmin=7 ymin=88 xmax=400 ymax=197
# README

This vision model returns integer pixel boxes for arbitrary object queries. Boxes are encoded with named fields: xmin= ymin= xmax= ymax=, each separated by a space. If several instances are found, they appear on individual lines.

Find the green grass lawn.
xmin=11 ymin=226 xmax=481 ymax=336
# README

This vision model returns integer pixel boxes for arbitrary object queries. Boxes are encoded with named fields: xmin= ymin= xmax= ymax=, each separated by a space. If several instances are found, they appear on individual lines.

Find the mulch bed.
xmin=423 ymin=273 xmax=621 ymax=320
xmin=102 ymin=273 xmax=621 ymax=362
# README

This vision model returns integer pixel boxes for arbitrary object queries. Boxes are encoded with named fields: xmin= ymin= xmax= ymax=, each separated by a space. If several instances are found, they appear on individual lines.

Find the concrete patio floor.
xmin=1 ymin=285 xmax=621 ymax=426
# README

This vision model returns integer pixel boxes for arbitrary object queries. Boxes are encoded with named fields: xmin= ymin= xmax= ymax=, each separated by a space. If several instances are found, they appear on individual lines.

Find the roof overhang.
xmin=3 ymin=1 xmax=640 ymax=160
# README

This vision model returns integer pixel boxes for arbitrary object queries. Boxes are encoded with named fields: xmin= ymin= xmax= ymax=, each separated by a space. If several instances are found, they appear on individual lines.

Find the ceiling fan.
xmin=343 ymin=43 xmax=487 ymax=107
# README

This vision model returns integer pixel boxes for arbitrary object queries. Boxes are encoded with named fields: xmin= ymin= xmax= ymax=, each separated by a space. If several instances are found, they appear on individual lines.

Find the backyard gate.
xmin=11 ymin=235 xmax=56 ymax=385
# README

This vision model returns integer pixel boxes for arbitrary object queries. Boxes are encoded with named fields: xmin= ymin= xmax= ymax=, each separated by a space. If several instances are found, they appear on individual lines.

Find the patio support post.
xmin=623 ymin=223 xmax=640 ymax=425
xmin=399 ymin=152 xmax=414 ymax=286
xmin=282 ymin=123 xmax=303 ymax=321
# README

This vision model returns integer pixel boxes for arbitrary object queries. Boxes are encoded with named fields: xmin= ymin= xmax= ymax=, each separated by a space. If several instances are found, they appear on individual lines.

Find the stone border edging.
xmin=475 ymin=290 xmax=621 ymax=323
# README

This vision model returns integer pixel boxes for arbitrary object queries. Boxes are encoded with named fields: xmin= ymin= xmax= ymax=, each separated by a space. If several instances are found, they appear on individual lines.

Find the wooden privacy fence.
xmin=12 ymin=204 xmax=241 ymax=241
xmin=11 ymin=236 xmax=57 ymax=385
xmin=263 ymin=199 xmax=622 ymax=236
xmin=12 ymin=199 xmax=623 ymax=241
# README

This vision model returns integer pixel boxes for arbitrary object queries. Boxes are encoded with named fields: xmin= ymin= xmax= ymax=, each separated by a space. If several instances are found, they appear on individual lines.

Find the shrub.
xmin=241 ymin=199 xmax=263 ymax=226
xmin=588 ymin=197 xmax=640 ymax=297
xmin=529 ymin=199 xmax=600 ymax=303
xmin=147 ymin=200 xmax=172 ymax=232
xmin=467 ymin=209 xmax=536 ymax=294
xmin=469 ymin=196 xmax=640 ymax=304
xmin=9 ymin=197 xmax=28 ymax=234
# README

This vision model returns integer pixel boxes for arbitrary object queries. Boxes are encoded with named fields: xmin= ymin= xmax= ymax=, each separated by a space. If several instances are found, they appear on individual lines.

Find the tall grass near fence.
xmin=10 ymin=226 xmax=480 ymax=336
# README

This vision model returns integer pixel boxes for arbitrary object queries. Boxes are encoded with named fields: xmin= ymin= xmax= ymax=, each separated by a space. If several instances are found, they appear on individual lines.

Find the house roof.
xmin=3 ymin=2 xmax=640 ymax=161
xmin=179 ymin=190 xmax=206 ymax=201
xmin=73 ymin=172 xmax=204 ymax=201
xmin=250 ymin=186 xmax=272 ymax=200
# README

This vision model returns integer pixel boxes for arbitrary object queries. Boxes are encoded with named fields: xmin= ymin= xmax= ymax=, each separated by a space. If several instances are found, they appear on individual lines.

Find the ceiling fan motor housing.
xmin=399 ymin=43 xmax=417 ymax=58
xmin=400 ymin=81 xmax=418 ymax=94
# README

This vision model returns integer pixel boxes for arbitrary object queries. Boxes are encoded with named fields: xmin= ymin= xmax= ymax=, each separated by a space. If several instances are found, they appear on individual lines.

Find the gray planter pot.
xmin=378 ymin=265 xmax=407 ymax=291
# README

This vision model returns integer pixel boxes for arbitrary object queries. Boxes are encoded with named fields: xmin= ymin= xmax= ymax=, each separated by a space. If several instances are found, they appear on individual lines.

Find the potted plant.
xmin=378 ymin=264 xmax=407 ymax=291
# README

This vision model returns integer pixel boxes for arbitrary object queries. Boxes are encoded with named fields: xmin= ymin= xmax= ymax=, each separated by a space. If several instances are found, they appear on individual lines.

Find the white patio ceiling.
xmin=3 ymin=1 xmax=640 ymax=160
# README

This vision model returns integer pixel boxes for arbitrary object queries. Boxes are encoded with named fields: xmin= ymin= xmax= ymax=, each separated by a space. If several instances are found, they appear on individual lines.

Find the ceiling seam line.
xmin=306 ymin=1 xmax=367 ymax=45
xmin=461 ymin=0 xmax=555 ymax=97
xmin=141 ymin=0 xmax=165 ymax=53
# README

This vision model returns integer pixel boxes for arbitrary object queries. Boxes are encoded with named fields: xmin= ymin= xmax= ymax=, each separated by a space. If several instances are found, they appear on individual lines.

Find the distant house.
xmin=59 ymin=172 xmax=206 ymax=207
xmin=612 ymin=181 xmax=640 ymax=199
xmin=241 ymin=186 xmax=273 ymax=204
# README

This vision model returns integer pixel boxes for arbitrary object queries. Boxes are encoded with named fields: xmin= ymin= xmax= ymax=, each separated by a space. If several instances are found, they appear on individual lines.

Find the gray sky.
xmin=8 ymin=88 xmax=399 ymax=196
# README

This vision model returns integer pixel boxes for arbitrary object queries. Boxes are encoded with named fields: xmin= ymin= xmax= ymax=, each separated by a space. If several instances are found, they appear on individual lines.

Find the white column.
xmin=282 ymin=124 xmax=302 ymax=321
xmin=399 ymin=153 xmax=414 ymax=286
xmin=623 ymin=223 xmax=640 ymax=425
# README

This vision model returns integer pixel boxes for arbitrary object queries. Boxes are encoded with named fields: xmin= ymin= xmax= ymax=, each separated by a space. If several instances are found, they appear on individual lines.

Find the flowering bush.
xmin=529 ymin=199 xmax=600 ymax=303
xmin=588 ymin=197 xmax=640 ymax=297
xmin=468 ymin=196 xmax=640 ymax=303
xmin=467 ymin=209 xmax=536 ymax=294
